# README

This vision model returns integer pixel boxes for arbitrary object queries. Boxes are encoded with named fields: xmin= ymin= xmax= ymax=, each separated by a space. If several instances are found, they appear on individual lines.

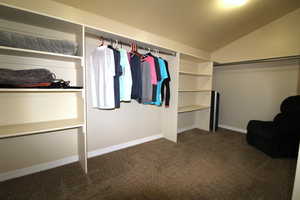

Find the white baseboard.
xmin=177 ymin=125 xmax=197 ymax=134
xmin=88 ymin=134 xmax=163 ymax=158
xmin=0 ymin=155 xmax=79 ymax=182
xmin=219 ymin=124 xmax=247 ymax=134
xmin=0 ymin=134 xmax=163 ymax=182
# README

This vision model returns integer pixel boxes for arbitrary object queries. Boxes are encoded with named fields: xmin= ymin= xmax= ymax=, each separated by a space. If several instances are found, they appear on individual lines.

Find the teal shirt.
xmin=154 ymin=58 xmax=168 ymax=105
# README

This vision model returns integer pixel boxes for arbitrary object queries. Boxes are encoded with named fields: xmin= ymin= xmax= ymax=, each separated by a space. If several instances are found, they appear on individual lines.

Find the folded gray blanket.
xmin=0 ymin=68 xmax=55 ymax=85
xmin=0 ymin=30 xmax=78 ymax=56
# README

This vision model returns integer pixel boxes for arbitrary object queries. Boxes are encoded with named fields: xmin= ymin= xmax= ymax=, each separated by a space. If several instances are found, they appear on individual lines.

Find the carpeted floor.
xmin=0 ymin=129 xmax=297 ymax=200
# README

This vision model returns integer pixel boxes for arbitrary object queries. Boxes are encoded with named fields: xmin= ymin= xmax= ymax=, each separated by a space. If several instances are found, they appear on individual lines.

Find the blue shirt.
xmin=154 ymin=58 xmax=168 ymax=105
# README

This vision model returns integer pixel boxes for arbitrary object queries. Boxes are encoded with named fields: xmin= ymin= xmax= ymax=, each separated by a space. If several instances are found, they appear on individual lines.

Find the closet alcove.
xmin=84 ymin=26 xmax=179 ymax=152
xmin=0 ymin=3 xmax=213 ymax=177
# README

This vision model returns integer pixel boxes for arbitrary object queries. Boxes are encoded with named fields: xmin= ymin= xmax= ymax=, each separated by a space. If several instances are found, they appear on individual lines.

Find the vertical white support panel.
xmin=177 ymin=54 xmax=213 ymax=133
xmin=78 ymin=25 xmax=87 ymax=173
xmin=162 ymin=53 xmax=179 ymax=143
xmin=195 ymin=61 xmax=213 ymax=131
xmin=195 ymin=109 xmax=211 ymax=131
xmin=292 ymin=144 xmax=300 ymax=200
xmin=298 ymin=63 xmax=300 ymax=94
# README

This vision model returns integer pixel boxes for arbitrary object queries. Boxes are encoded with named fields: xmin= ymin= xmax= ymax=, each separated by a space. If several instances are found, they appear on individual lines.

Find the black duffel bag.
xmin=0 ymin=68 xmax=55 ymax=85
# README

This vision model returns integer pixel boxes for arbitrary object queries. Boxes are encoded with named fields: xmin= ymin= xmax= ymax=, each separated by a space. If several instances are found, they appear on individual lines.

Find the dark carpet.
xmin=0 ymin=129 xmax=297 ymax=200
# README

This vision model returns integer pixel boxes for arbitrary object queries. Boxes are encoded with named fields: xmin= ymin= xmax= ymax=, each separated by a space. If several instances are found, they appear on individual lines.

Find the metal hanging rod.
xmin=102 ymin=36 xmax=176 ymax=56
xmin=214 ymin=55 xmax=300 ymax=67
xmin=88 ymin=34 xmax=176 ymax=56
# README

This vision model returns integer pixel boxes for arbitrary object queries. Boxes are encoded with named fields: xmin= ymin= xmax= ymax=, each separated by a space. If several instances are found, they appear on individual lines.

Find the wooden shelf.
xmin=179 ymin=71 xmax=212 ymax=77
xmin=0 ymin=119 xmax=84 ymax=139
xmin=0 ymin=88 xmax=83 ymax=92
xmin=178 ymin=89 xmax=211 ymax=92
xmin=0 ymin=45 xmax=83 ymax=61
xmin=179 ymin=71 xmax=211 ymax=76
xmin=178 ymin=105 xmax=210 ymax=113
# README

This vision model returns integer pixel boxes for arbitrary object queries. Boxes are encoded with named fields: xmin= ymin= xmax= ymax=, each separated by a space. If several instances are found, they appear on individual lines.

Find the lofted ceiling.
xmin=53 ymin=0 xmax=300 ymax=52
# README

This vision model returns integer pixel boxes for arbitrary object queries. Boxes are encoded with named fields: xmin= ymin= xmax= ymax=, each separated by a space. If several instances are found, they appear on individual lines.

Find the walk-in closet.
xmin=0 ymin=1 xmax=299 ymax=199
xmin=0 ymin=3 xmax=213 ymax=176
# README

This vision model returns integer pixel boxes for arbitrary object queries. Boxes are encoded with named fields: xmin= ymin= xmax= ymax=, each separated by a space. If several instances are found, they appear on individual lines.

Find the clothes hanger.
xmin=146 ymin=48 xmax=152 ymax=56
xmin=130 ymin=42 xmax=134 ymax=53
xmin=114 ymin=40 xmax=119 ymax=49
xmin=156 ymin=49 xmax=160 ymax=57
xmin=98 ymin=36 xmax=104 ymax=47
xmin=134 ymin=43 xmax=143 ymax=58
xmin=129 ymin=42 xmax=142 ymax=58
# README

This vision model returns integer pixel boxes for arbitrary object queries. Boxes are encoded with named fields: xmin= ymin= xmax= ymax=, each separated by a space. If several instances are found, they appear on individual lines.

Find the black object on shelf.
xmin=210 ymin=91 xmax=220 ymax=132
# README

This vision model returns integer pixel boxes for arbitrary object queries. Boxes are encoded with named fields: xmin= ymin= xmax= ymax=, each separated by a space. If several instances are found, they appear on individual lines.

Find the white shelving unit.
xmin=178 ymin=105 xmax=210 ymax=113
xmin=178 ymin=89 xmax=211 ymax=92
xmin=0 ymin=45 xmax=83 ymax=61
xmin=0 ymin=88 xmax=83 ymax=92
xmin=177 ymin=53 xmax=213 ymax=132
xmin=0 ymin=4 xmax=87 ymax=173
xmin=0 ymin=119 xmax=84 ymax=139
xmin=179 ymin=71 xmax=211 ymax=76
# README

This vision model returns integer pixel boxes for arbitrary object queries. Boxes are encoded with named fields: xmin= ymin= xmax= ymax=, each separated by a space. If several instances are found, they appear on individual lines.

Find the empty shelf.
xmin=0 ymin=119 xmax=84 ymax=139
xmin=0 ymin=88 xmax=83 ymax=92
xmin=0 ymin=45 xmax=83 ymax=61
xmin=178 ymin=89 xmax=211 ymax=92
xmin=178 ymin=105 xmax=210 ymax=113
xmin=179 ymin=71 xmax=211 ymax=76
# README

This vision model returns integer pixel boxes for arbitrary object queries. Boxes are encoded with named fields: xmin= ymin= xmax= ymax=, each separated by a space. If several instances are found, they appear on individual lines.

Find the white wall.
xmin=213 ymin=61 xmax=300 ymax=131
xmin=211 ymin=7 xmax=300 ymax=198
xmin=212 ymin=8 xmax=300 ymax=63
xmin=0 ymin=0 xmax=209 ymax=60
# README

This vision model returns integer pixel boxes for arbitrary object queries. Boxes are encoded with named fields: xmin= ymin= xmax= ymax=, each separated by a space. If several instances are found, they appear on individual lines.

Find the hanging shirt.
xmin=119 ymin=49 xmax=132 ymax=101
xmin=143 ymin=55 xmax=157 ymax=85
xmin=142 ymin=56 xmax=157 ymax=103
xmin=144 ymin=54 xmax=161 ymax=102
xmin=130 ymin=53 xmax=142 ymax=102
xmin=154 ymin=58 xmax=168 ymax=105
xmin=161 ymin=59 xmax=171 ymax=106
xmin=108 ymin=45 xmax=122 ymax=108
xmin=90 ymin=45 xmax=115 ymax=109
xmin=151 ymin=56 xmax=161 ymax=102
xmin=153 ymin=56 xmax=162 ymax=82
xmin=141 ymin=61 xmax=152 ymax=103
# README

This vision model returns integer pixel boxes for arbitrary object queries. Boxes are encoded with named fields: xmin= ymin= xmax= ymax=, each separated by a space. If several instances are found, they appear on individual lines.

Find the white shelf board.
xmin=178 ymin=105 xmax=210 ymax=113
xmin=178 ymin=89 xmax=211 ymax=92
xmin=0 ymin=88 xmax=83 ymax=92
xmin=0 ymin=46 xmax=83 ymax=61
xmin=0 ymin=119 xmax=84 ymax=139
xmin=179 ymin=71 xmax=212 ymax=76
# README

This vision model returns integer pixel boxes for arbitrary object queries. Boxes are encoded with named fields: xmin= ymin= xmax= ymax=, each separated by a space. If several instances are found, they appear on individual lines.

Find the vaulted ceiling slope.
xmin=54 ymin=0 xmax=300 ymax=52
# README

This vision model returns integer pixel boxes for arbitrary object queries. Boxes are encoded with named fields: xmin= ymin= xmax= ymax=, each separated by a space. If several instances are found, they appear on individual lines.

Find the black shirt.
xmin=130 ymin=53 xmax=142 ymax=102
xmin=108 ymin=45 xmax=122 ymax=108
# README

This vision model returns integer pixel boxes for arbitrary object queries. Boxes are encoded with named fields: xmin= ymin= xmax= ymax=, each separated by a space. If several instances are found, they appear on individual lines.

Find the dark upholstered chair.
xmin=247 ymin=95 xmax=300 ymax=158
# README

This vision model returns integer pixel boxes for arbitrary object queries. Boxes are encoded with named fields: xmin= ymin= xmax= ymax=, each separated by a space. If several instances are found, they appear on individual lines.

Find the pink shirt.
xmin=143 ymin=56 xmax=157 ymax=85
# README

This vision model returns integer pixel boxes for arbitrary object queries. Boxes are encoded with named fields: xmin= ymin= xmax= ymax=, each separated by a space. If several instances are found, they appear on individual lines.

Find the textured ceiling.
xmin=53 ymin=0 xmax=300 ymax=52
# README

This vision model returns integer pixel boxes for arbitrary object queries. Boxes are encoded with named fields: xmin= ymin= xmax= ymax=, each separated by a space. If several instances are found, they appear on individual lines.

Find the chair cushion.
xmin=247 ymin=120 xmax=278 ymax=140
xmin=273 ymin=112 xmax=300 ymax=133
xmin=280 ymin=95 xmax=300 ymax=113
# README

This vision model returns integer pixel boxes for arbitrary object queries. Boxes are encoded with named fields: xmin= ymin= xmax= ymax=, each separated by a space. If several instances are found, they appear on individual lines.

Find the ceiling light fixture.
xmin=222 ymin=0 xmax=247 ymax=7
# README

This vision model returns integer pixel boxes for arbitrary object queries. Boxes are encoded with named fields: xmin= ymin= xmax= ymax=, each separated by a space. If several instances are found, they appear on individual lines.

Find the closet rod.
xmin=214 ymin=55 xmax=300 ymax=67
xmin=92 ymin=35 xmax=176 ymax=56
